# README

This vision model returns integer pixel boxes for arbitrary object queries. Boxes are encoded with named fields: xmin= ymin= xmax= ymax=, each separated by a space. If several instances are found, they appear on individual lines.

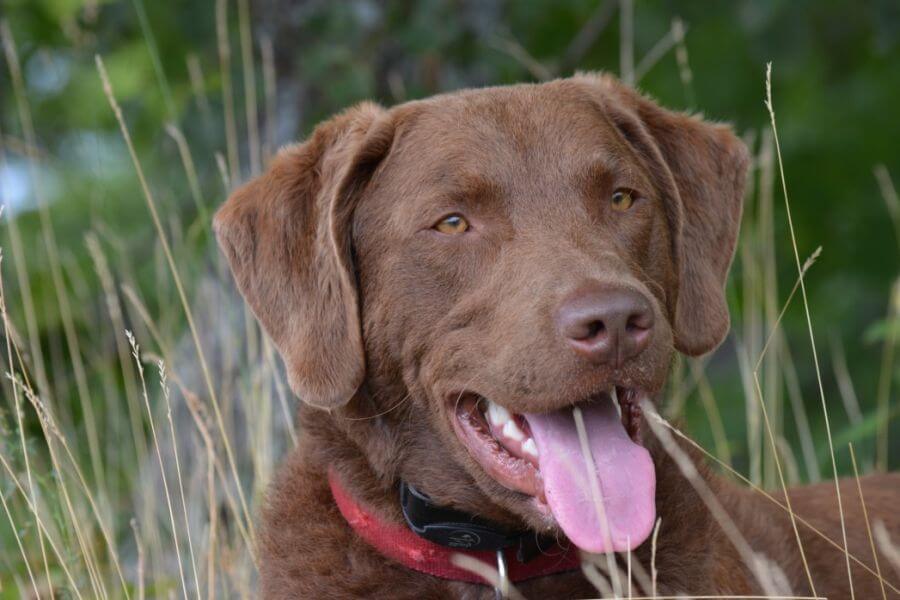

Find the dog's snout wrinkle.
xmin=555 ymin=282 xmax=654 ymax=368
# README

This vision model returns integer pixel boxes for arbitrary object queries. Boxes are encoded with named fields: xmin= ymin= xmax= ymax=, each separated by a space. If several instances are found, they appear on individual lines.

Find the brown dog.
xmin=215 ymin=73 xmax=899 ymax=598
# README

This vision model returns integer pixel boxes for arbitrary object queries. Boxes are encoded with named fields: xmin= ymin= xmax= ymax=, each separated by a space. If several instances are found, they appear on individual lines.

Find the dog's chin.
xmin=447 ymin=387 xmax=657 ymax=553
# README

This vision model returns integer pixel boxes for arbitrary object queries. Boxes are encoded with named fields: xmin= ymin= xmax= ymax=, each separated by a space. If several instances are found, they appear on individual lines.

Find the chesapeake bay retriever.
xmin=214 ymin=73 xmax=900 ymax=598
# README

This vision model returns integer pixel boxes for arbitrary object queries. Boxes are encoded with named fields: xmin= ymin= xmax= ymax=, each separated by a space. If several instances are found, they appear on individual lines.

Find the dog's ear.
xmin=587 ymin=74 xmax=749 ymax=356
xmin=214 ymin=102 xmax=393 ymax=409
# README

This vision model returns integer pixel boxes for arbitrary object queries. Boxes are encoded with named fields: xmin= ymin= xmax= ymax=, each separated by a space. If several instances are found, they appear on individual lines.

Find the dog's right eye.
xmin=433 ymin=214 xmax=470 ymax=234
xmin=611 ymin=189 xmax=636 ymax=211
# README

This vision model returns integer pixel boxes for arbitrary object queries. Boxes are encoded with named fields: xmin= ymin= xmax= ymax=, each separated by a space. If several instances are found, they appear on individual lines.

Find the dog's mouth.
xmin=450 ymin=388 xmax=656 ymax=553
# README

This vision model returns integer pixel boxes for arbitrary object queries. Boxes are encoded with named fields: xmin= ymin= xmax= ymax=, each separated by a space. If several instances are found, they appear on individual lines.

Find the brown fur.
xmin=215 ymin=74 xmax=900 ymax=598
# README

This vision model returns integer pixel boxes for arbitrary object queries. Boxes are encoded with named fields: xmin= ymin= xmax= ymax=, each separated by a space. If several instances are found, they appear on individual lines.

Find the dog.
xmin=214 ymin=73 xmax=899 ymax=598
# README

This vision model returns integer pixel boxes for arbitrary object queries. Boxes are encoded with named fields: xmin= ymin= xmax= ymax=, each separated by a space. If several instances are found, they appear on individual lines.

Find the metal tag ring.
xmin=495 ymin=549 xmax=509 ymax=599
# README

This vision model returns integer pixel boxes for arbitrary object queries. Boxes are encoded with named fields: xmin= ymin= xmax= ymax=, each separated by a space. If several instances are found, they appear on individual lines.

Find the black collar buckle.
xmin=399 ymin=481 xmax=549 ymax=563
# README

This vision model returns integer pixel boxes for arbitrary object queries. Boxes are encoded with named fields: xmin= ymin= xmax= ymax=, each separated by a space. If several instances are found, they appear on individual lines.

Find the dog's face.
xmin=215 ymin=75 xmax=748 ymax=553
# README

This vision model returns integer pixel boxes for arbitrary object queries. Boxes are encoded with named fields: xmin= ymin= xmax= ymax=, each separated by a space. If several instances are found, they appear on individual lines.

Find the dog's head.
xmin=215 ymin=74 xmax=748 ymax=553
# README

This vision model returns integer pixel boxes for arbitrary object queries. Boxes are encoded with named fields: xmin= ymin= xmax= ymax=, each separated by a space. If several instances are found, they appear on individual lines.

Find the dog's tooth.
xmin=502 ymin=419 xmax=525 ymax=442
xmin=522 ymin=438 xmax=539 ymax=458
xmin=487 ymin=401 xmax=511 ymax=427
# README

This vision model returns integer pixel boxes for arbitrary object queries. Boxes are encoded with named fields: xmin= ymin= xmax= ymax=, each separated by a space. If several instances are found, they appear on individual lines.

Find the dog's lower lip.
xmin=451 ymin=395 xmax=545 ymax=500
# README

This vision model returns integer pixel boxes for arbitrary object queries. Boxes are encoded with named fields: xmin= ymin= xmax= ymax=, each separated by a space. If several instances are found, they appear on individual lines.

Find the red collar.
xmin=328 ymin=469 xmax=581 ymax=586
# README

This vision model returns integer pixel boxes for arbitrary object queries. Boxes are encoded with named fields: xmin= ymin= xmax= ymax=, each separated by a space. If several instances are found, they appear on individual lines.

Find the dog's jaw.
xmin=446 ymin=388 xmax=656 ymax=553
xmin=449 ymin=394 xmax=546 ymax=501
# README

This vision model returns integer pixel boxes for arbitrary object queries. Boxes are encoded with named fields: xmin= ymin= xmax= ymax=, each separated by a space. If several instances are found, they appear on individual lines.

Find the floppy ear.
xmin=588 ymin=74 xmax=750 ymax=356
xmin=214 ymin=102 xmax=394 ymax=409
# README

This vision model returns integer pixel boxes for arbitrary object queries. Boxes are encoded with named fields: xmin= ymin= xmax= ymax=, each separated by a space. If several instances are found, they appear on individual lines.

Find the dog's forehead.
xmin=388 ymin=81 xmax=627 ymax=187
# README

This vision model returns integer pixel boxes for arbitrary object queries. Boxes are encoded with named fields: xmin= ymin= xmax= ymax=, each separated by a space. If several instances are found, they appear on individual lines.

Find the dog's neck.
xmin=297 ymin=402 xmax=766 ymax=593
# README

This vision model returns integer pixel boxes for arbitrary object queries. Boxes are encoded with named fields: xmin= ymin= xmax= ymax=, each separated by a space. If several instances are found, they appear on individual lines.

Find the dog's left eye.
xmin=433 ymin=214 xmax=470 ymax=234
xmin=611 ymin=189 xmax=636 ymax=211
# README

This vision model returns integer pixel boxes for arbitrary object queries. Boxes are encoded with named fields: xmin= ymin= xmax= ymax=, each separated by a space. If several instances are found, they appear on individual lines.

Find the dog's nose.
xmin=555 ymin=284 xmax=654 ymax=367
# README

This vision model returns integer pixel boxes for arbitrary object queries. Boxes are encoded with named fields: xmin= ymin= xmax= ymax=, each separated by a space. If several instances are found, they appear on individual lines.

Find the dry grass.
xmin=0 ymin=7 xmax=896 ymax=600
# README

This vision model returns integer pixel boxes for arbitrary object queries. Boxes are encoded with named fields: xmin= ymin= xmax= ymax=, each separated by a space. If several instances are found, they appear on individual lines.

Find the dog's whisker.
xmin=342 ymin=392 xmax=413 ymax=421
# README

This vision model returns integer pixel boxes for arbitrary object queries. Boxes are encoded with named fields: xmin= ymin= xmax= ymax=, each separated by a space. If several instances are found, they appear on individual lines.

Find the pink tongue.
xmin=525 ymin=400 xmax=655 ymax=553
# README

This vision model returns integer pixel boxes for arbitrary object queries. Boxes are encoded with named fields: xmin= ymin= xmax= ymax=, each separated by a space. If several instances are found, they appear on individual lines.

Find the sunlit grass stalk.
xmin=758 ymin=122 xmax=782 ymax=490
xmin=85 ymin=234 xmax=149 ymax=470
xmin=0 ymin=493 xmax=36 ymax=596
xmin=776 ymin=437 xmax=801 ymax=484
xmin=642 ymin=400 xmax=787 ymax=595
xmin=0 ymin=264 xmax=39 ymax=598
xmin=595 ymin=552 xmax=636 ymax=597
xmin=131 ymin=0 xmax=176 ymax=119
xmin=765 ymin=62 xmax=855 ymax=598
xmin=238 ymin=0 xmax=261 ymax=175
xmin=781 ymin=342 xmax=820 ymax=481
xmin=93 ymin=221 xmax=144 ymax=304
xmin=672 ymin=17 xmax=695 ymax=107
xmin=2 ymin=20 xmax=106 ymax=493
xmin=186 ymin=53 xmax=214 ymax=130
xmin=830 ymin=335 xmax=864 ymax=427
xmin=650 ymin=411 xmax=899 ymax=594
xmin=618 ymin=0 xmax=634 ymax=85
xmin=623 ymin=548 xmax=653 ymax=596
xmin=0 ymin=237 xmax=52 ymax=596
xmin=249 ymin=352 xmax=274 ymax=498
xmin=136 ymin=351 xmax=255 ymax=568
xmin=121 ymin=284 xmax=172 ymax=361
xmin=172 ymin=367 xmax=256 ymax=583
xmin=4 ymin=286 xmax=108 ymax=596
xmin=487 ymin=33 xmax=552 ymax=82
xmin=97 ymin=55 xmax=259 ymax=563
xmin=116 ymin=280 xmax=170 ymax=581
xmin=751 ymin=373 xmax=816 ymax=594
xmin=0 ymin=449 xmax=84 ymax=598
xmin=125 ymin=331 xmax=189 ymax=599
xmin=184 ymin=392 xmax=220 ymax=600
xmin=873 ymin=278 xmax=898 ymax=472
xmin=873 ymin=165 xmax=900 ymax=252
xmin=738 ymin=204 xmax=763 ymax=484
xmin=849 ymin=443 xmax=887 ymax=600
xmin=11 ymin=370 xmax=131 ymax=597
xmin=736 ymin=334 xmax=762 ymax=484
xmin=0 ymin=121 xmax=50 ymax=400
xmin=159 ymin=359 xmax=203 ymax=599
xmin=664 ymin=354 xmax=686 ymax=418
xmin=216 ymin=0 xmax=240 ymax=185
xmin=260 ymin=34 xmax=277 ymax=163
xmin=145 ymin=355 xmax=225 ymax=599
xmin=871 ymin=164 xmax=898 ymax=474
xmin=748 ymin=245 xmax=823 ymax=593
xmin=131 ymin=518 xmax=146 ymax=600
xmin=215 ymin=152 xmax=231 ymax=191
xmin=165 ymin=124 xmax=209 ymax=225
xmin=449 ymin=553 xmax=526 ymax=600
xmin=580 ymin=561 xmax=615 ymax=597
xmin=873 ymin=522 xmax=900 ymax=575
xmin=9 ymin=373 xmax=108 ymax=598
xmin=263 ymin=337 xmax=298 ymax=446
xmin=572 ymin=404 xmax=622 ymax=596
xmin=688 ymin=359 xmax=732 ymax=467
xmin=634 ymin=19 xmax=687 ymax=83
xmin=650 ymin=517 xmax=661 ymax=597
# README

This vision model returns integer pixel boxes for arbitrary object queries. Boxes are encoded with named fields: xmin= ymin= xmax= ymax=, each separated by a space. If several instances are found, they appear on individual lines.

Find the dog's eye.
xmin=611 ymin=189 xmax=635 ymax=211
xmin=433 ymin=214 xmax=470 ymax=234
